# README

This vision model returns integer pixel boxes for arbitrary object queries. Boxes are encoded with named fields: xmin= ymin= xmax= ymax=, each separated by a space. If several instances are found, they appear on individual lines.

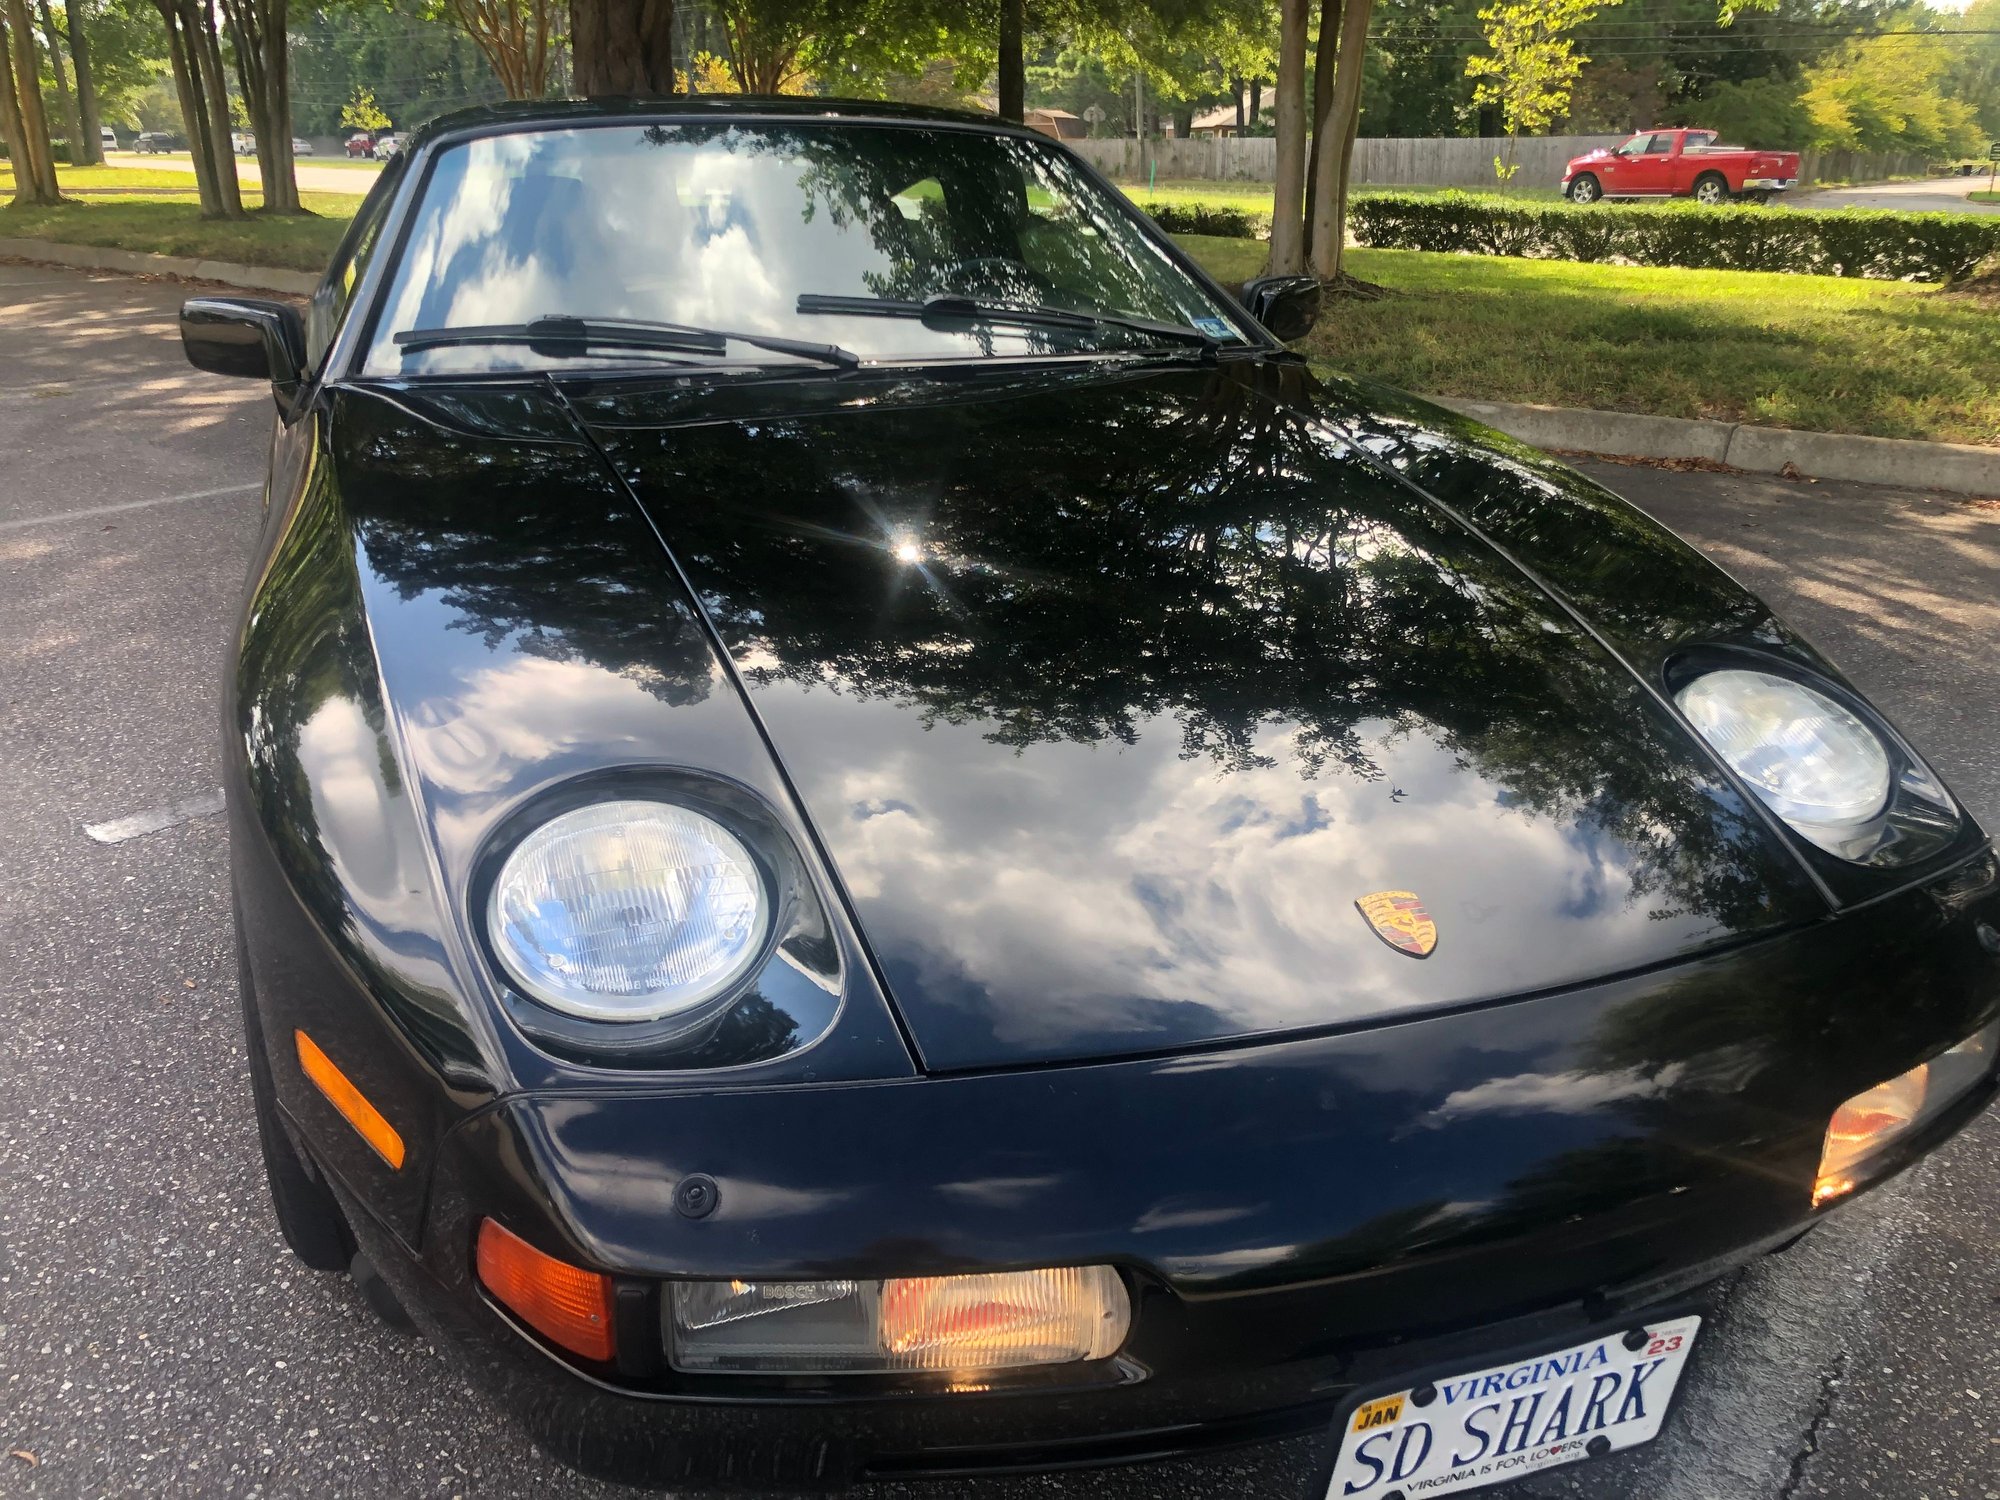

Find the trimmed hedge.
xmin=1348 ymin=192 xmax=2000 ymax=283
xmin=1138 ymin=201 xmax=1269 ymax=239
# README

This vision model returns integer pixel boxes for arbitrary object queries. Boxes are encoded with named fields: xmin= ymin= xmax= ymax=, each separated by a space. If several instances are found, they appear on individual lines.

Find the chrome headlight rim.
xmin=1666 ymin=647 xmax=1960 ymax=868
xmin=469 ymin=771 xmax=816 ymax=1059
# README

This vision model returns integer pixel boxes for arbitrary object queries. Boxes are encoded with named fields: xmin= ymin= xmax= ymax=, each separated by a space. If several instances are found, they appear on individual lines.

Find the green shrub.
xmin=1138 ymin=200 xmax=1269 ymax=239
xmin=1348 ymin=192 xmax=2000 ymax=283
xmin=0 ymin=139 xmax=77 ymax=165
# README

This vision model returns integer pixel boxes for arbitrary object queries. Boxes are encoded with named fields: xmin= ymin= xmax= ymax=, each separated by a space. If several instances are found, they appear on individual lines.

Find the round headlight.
xmin=487 ymin=800 xmax=769 ymax=1023
xmin=1675 ymin=669 xmax=1891 ymax=843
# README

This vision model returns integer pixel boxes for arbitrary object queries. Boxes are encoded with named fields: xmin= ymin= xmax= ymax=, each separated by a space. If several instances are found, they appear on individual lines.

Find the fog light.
xmin=668 ymin=1266 xmax=1130 ymax=1374
xmin=1814 ymin=1022 xmax=1997 ymax=1207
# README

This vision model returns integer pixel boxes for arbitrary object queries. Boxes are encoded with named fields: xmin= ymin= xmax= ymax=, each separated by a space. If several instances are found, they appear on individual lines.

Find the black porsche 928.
xmin=182 ymin=98 xmax=1999 ymax=1497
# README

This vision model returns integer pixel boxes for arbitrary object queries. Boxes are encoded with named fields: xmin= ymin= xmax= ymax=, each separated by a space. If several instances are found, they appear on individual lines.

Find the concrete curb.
xmin=1434 ymin=397 xmax=2000 ymax=498
xmin=0 ymin=237 xmax=317 ymax=295
xmin=3 ymin=243 xmax=1993 ymax=495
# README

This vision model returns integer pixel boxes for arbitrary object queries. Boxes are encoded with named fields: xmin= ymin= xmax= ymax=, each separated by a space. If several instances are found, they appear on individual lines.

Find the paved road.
xmin=1793 ymin=173 xmax=2000 ymax=214
xmin=107 ymin=150 xmax=380 ymax=199
xmin=2 ymin=262 xmax=1996 ymax=1500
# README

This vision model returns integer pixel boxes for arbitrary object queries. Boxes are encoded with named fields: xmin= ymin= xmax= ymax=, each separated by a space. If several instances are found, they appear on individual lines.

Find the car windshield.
xmin=362 ymin=120 xmax=1251 ymax=376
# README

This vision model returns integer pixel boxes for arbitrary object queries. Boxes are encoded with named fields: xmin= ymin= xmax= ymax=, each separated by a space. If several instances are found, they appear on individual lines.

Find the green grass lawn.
xmin=0 ymin=170 xmax=363 ymax=270
xmin=1971 ymin=190 xmax=1999 ymax=205
xmin=1176 ymin=233 xmax=2000 ymax=446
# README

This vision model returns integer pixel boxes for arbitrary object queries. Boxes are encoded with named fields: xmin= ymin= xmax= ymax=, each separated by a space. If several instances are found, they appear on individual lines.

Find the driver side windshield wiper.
xmin=393 ymin=314 xmax=859 ymax=371
xmin=795 ymin=293 xmax=1222 ymax=355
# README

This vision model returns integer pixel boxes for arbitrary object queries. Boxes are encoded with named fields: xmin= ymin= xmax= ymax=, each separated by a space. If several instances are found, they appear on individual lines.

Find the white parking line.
xmin=0 ymin=481 xmax=260 ymax=533
xmin=84 ymin=789 xmax=226 ymax=845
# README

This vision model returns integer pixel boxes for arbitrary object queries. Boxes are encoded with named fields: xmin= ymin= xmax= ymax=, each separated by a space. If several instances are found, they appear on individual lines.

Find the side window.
xmin=1644 ymin=134 xmax=1673 ymax=155
xmin=304 ymin=157 xmax=405 ymax=372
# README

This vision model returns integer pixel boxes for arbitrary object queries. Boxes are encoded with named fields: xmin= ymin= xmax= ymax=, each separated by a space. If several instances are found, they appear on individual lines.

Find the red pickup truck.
xmin=1562 ymin=128 xmax=1802 ymax=205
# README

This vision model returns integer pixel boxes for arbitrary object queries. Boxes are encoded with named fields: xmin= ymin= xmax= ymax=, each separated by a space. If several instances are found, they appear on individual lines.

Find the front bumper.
xmin=309 ymin=855 xmax=2000 ymax=1488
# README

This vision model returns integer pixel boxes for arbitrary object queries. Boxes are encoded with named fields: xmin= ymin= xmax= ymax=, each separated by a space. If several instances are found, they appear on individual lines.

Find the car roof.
xmin=404 ymin=94 xmax=1019 ymax=155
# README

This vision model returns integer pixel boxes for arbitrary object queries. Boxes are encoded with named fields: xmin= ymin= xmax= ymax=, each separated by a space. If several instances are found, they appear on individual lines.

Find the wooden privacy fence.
xmin=1071 ymin=135 xmax=1937 ymax=190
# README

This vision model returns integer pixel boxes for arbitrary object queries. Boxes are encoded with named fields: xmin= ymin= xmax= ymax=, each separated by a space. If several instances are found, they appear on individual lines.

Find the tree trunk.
xmin=261 ymin=2 xmax=297 ymax=211
xmin=1249 ymin=77 xmax=1261 ymax=118
xmin=1231 ymin=77 xmax=1243 ymax=133
xmin=67 ymin=0 xmax=102 ymax=163
xmin=997 ymin=0 xmax=1024 ymax=123
xmin=35 ymin=0 xmax=80 ymax=159
xmin=155 ymin=3 xmax=218 ymax=214
xmin=159 ymin=0 xmax=240 ymax=216
xmin=223 ymin=0 xmax=300 ymax=213
xmin=3 ymin=0 xmax=60 ymax=200
xmin=1266 ymin=0 xmax=1308 ymax=276
xmin=570 ymin=0 xmax=673 ymax=96
xmin=1302 ymin=0 xmax=1341 ymax=240
xmin=720 ymin=6 xmax=800 ymax=93
xmin=191 ymin=0 xmax=243 ymax=215
xmin=0 ymin=20 xmax=41 ymax=202
xmin=1308 ymin=0 xmax=1372 ymax=281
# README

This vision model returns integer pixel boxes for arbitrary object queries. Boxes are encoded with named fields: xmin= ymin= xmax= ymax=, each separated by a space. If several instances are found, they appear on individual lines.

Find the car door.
xmin=1625 ymin=132 xmax=1677 ymax=195
xmin=1595 ymin=134 xmax=1649 ymax=194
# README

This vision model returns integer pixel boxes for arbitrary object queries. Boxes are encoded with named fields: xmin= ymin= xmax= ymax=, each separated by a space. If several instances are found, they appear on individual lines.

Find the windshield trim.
xmin=335 ymin=109 xmax=1282 ymax=385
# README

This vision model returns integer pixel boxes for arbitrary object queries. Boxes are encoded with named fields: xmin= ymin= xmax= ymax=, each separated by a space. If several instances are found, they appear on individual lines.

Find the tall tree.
xmin=221 ymin=0 xmax=301 ymax=213
xmin=570 ymin=0 xmax=673 ymax=95
xmin=152 ymin=0 xmax=243 ymax=217
xmin=1305 ymin=0 xmax=1371 ymax=281
xmin=1467 ymin=0 xmax=1613 ymax=188
xmin=65 ymin=0 xmax=104 ymax=163
xmin=449 ymin=0 xmax=558 ymax=99
xmin=35 ymin=0 xmax=81 ymax=154
xmin=2 ymin=0 xmax=60 ymax=200
xmin=1266 ymin=0 xmax=1307 ymax=274
xmin=997 ymin=0 xmax=1024 ymax=119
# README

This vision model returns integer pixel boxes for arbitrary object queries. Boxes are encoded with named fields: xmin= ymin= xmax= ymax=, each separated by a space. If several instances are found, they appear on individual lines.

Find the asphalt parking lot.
xmin=2 ymin=262 xmax=1996 ymax=1500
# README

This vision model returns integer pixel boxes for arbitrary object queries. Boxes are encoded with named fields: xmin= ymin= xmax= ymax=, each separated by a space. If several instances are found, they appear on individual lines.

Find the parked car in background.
xmin=233 ymin=132 xmax=257 ymax=156
xmin=374 ymin=132 xmax=406 ymax=158
xmin=1564 ymin=128 xmax=1802 ymax=205
xmin=134 ymin=132 xmax=184 ymax=154
xmin=293 ymin=137 xmax=316 ymax=157
xmin=346 ymin=132 xmax=376 ymax=159
xmin=100 ymin=125 xmax=119 ymax=151
xmin=178 ymin=98 xmax=1999 ymax=1498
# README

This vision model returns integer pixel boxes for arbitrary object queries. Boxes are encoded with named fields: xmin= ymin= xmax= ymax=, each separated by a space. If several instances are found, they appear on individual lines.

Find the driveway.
xmin=1 ymin=261 xmax=1996 ymax=1499
xmin=106 ymin=149 xmax=381 ymax=199
xmin=1793 ymin=173 xmax=2000 ymax=213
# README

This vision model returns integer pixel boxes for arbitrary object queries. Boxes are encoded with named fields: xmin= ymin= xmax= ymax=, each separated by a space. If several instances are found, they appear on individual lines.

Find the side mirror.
xmin=1239 ymin=274 xmax=1321 ymax=343
xmin=181 ymin=296 xmax=306 ymax=407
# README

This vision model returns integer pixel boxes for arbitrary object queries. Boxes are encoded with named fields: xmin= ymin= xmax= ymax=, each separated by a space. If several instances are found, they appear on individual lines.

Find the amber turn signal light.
xmin=475 ymin=1219 xmax=616 ymax=1362
xmin=1813 ymin=1022 xmax=1999 ymax=1208
xmin=294 ymin=1030 xmax=405 ymax=1169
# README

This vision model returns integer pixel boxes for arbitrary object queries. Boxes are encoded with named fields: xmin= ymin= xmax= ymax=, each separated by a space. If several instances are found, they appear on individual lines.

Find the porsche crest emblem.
xmin=1356 ymin=890 xmax=1437 ymax=958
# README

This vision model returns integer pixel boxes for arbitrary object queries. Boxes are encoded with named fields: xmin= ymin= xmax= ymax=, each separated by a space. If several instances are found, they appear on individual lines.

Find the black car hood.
xmin=571 ymin=359 xmax=1824 ymax=1072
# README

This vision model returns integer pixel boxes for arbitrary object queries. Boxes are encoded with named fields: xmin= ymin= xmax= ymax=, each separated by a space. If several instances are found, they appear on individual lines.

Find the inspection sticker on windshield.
xmin=1324 ymin=1315 xmax=1700 ymax=1497
xmin=1194 ymin=316 xmax=1234 ymax=339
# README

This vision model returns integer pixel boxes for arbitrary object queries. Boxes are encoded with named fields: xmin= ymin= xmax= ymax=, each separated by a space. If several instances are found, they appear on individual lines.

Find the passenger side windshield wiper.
xmin=795 ymin=293 xmax=1222 ymax=355
xmin=392 ymin=314 xmax=859 ymax=371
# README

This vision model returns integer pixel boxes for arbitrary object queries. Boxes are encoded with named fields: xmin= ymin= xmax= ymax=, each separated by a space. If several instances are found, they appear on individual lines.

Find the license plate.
xmin=1323 ymin=1315 xmax=1700 ymax=1498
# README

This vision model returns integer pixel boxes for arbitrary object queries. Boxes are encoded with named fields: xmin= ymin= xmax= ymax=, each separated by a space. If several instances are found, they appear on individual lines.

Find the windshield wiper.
xmin=795 ymin=293 xmax=1221 ymax=356
xmin=393 ymin=314 xmax=859 ymax=371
